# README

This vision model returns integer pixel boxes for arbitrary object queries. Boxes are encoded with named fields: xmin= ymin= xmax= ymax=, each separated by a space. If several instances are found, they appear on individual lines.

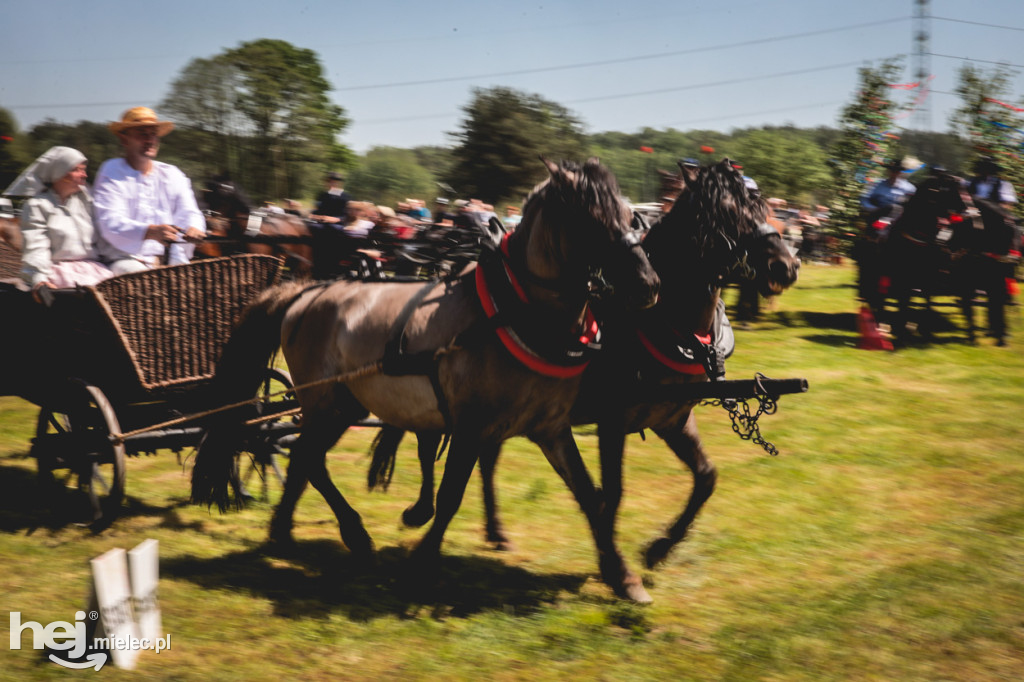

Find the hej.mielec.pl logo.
xmin=10 ymin=609 xmax=172 ymax=671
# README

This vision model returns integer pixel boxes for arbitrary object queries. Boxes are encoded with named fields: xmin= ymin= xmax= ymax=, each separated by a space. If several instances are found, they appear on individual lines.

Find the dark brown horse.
xmin=371 ymin=159 xmax=800 ymax=597
xmin=880 ymin=169 xmax=968 ymax=343
xmin=199 ymin=177 xmax=313 ymax=279
xmin=191 ymin=158 xmax=660 ymax=599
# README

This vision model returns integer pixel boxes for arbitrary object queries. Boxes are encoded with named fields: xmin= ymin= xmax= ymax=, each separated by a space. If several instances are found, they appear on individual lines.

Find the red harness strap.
xmin=475 ymin=234 xmax=596 ymax=379
xmin=635 ymin=328 xmax=709 ymax=375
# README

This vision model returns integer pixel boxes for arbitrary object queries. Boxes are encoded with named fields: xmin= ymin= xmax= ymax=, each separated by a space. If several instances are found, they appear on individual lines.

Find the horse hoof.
xmin=265 ymin=534 xmax=297 ymax=557
xmin=616 ymin=574 xmax=653 ymax=604
xmin=489 ymin=537 xmax=516 ymax=552
xmin=342 ymin=528 xmax=377 ymax=562
xmin=402 ymin=504 xmax=434 ymax=528
xmin=644 ymin=537 xmax=673 ymax=570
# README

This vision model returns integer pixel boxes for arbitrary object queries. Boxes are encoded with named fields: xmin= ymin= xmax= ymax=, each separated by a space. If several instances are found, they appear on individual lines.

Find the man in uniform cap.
xmin=311 ymin=171 xmax=351 ymax=223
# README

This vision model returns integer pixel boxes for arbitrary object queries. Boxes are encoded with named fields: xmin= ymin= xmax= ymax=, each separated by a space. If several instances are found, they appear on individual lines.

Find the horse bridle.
xmin=727 ymin=221 xmax=781 ymax=282
xmin=494 ymin=210 xmax=648 ymax=302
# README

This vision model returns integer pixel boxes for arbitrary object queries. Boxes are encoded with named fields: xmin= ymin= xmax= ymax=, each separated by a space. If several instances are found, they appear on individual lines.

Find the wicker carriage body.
xmin=59 ymin=254 xmax=282 ymax=403
xmin=0 ymin=239 xmax=22 ymax=283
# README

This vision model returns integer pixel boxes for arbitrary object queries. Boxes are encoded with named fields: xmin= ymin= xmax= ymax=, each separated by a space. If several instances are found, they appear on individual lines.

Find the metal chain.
xmin=699 ymin=372 xmax=780 ymax=456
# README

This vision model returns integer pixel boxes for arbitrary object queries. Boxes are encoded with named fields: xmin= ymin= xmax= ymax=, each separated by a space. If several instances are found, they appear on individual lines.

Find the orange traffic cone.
xmin=857 ymin=305 xmax=893 ymax=350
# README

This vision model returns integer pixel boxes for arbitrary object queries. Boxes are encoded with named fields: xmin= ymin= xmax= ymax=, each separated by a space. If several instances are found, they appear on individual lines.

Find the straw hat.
xmin=108 ymin=107 xmax=175 ymax=136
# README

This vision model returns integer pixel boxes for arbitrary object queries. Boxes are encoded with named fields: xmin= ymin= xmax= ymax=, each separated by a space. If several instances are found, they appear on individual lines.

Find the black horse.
xmin=871 ymin=169 xmax=968 ymax=343
xmin=369 ymin=159 xmax=800 ymax=599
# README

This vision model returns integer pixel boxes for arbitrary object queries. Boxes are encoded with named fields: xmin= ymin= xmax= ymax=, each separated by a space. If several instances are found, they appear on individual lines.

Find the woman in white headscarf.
xmin=19 ymin=146 xmax=115 ymax=300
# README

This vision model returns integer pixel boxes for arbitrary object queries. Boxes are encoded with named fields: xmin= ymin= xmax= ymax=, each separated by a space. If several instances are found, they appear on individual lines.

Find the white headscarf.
xmin=2 ymin=146 xmax=87 ymax=197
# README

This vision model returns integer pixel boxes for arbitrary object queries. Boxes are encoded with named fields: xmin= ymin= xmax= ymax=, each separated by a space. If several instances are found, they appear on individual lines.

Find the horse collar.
xmin=635 ymin=308 xmax=731 ymax=381
xmin=636 ymin=327 xmax=712 ymax=377
xmin=475 ymin=233 xmax=600 ymax=378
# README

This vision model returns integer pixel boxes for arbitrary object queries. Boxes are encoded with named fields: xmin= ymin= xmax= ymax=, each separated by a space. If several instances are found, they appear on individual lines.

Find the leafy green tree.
xmin=0 ymin=108 xmax=32 ymax=193
xmin=950 ymin=63 xmax=1024 ymax=220
xmin=347 ymin=147 xmax=436 ymax=207
xmin=730 ymin=128 xmax=832 ymax=206
xmin=411 ymin=145 xmax=454 ymax=187
xmin=897 ymin=129 xmax=970 ymax=174
xmin=828 ymin=59 xmax=905 ymax=236
xmin=160 ymin=39 xmax=351 ymax=202
xmin=24 ymin=120 xmax=122 ymax=180
xmin=449 ymin=87 xmax=587 ymax=204
xmin=589 ymin=127 xmax=723 ymax=204
xmin=160 ymin=57 xmax=246 ymax=181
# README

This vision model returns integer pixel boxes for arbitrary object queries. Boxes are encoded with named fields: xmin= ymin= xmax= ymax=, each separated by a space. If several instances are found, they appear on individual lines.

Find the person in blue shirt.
xmin=854 ymin=158 xmax=916 ymax=318
xmin=861 ymin=158 xmax=917 ymax=225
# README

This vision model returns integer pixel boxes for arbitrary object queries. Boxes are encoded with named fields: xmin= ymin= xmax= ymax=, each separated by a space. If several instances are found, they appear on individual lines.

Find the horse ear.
xmin=540 ymin=156 xmax=560 ymax=176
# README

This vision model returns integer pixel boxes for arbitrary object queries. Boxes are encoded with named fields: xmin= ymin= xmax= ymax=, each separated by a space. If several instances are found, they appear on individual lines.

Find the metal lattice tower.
xmin=913 ymin=0 xmax=932 ymax=136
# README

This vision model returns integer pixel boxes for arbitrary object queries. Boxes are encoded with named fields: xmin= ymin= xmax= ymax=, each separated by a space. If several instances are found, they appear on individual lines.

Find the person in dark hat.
xmin=962 ymin=156 xmax=1020 ymax=346
xmin=307 ymin=171 xmax=355 ymax=279
xmin=860 ymin=157 xmax=917 ymax=224
xmin=310 ymin=171 xmax=351 ymax=223
xmin=967 ymin=157 xmax=1017 ymax=205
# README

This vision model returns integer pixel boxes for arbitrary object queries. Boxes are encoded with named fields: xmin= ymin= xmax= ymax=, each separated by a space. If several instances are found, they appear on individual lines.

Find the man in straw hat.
xmin=93 ymin=106 xmax=205 ymax=273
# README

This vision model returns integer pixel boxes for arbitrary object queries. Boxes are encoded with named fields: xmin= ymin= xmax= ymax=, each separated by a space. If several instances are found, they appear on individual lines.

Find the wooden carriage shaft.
xmin=107 ymin=361 xmax=384 ymax=444
xmin=107 ymin=369 xmax=805 ymax=446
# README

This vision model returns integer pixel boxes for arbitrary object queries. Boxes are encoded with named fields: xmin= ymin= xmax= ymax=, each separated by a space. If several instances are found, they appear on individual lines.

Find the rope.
xmin=244 ymin=406 xmax=302 ymax=427
xmin=109 ymin=360 xmax=383 ymax=444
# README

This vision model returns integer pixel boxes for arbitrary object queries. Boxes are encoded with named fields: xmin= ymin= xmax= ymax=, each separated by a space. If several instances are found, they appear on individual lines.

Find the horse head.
xmin=891 ymin=169 xmax=967 ymax=242
xmin=515 ymin=157 xmax=659 ymax=311
xmin=645 ymin=158 xmax=799 ymax=303
xmin=202 ymin=175 xmax=254 ymax=235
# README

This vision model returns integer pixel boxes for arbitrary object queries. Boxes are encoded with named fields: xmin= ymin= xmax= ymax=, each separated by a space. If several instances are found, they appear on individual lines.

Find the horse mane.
xmin=645 ymin=158 xmax=768 ymax=271
xmin=521 ymin=158 xmax=626 ymax=230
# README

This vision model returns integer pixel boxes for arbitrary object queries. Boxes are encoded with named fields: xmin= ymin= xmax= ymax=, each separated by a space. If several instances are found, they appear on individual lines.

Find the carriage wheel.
xmin=234 ymin=367 xmax=295 ymax=501
xmin=34 ymin=380 xmax=126 ymax=528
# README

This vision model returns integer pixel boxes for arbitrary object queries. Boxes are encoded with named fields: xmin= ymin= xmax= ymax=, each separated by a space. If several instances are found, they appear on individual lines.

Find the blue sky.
xmin=2 ymin=1 xmax=1023 ymax=153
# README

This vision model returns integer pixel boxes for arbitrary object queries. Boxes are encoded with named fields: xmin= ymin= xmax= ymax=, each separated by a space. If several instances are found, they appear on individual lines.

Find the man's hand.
xmin=145 ymin=223 xmax=182 ymax=244
xmin=309 ymin=214 xmax=341 ymax=224
xmin=181 ymin=226 xmax=205 ymax=243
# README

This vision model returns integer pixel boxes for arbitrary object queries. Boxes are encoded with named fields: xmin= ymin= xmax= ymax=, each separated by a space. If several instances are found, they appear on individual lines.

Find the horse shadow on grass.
xmin=0 ymin=459 xmax=199 ymax=535
xmin=163 ymin=540 xmax=589 ymax=622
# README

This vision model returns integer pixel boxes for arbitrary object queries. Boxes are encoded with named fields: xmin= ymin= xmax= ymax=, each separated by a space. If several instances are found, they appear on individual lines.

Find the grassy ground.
xmin=1 ymin=263 xmax=1022 ymax=681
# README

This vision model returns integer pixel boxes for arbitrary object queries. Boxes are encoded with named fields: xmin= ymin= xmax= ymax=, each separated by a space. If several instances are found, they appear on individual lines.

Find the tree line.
xmin=2 ymin=41 xmax=1021 ymax=234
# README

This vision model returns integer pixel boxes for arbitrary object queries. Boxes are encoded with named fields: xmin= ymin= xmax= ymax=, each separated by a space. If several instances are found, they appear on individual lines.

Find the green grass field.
xmin=2 ymin=263 xmax=1022 ymax=681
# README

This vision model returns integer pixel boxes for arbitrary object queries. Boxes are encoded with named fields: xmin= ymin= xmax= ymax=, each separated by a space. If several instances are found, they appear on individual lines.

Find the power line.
xmin=927 ymin=52 xmax=1024 ymax=70
xmin=6 ymin=100 xmax=158 ymax=111
xmin=932 ymin=16 xmax=1024 ymax=33
xmin=6 ymin=17 xmax=909 ymax=115
xmin=564 ymin=61 xmax=864 ymax=105
xmin=336 ymin=17 xmax=909 ymax=92
xmin=661 ymin=100 xmax=844 ymax=129
xmin=358 ymin=62 xmax=863 ymax=126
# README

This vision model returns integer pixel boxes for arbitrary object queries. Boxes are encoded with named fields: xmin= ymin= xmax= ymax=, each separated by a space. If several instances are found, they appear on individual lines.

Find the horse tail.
xmin=367 ymin=425 xmax=406 ymax=491
xmin=191 ymin=280 xmax=310 ymax=511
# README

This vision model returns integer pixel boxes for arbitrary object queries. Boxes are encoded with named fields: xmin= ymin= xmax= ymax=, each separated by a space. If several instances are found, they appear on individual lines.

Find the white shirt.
xmin=971 ymin=177 xmax=1018 ymax=204
xmin=93 ymin=157 xmax=206 ymax=265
